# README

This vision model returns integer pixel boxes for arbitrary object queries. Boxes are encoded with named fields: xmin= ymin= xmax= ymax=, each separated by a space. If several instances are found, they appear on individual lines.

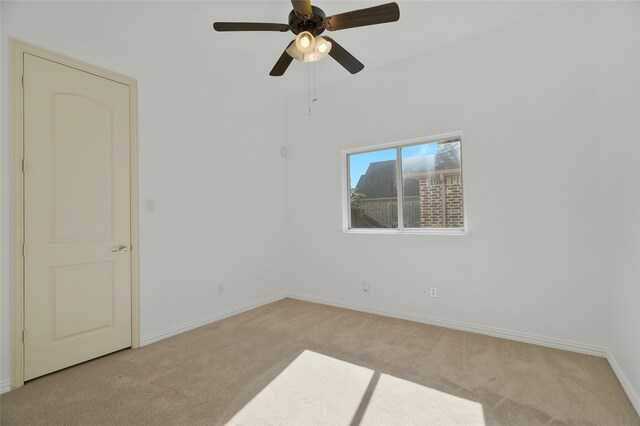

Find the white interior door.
xmin=23 ymin=53 xmax=132 ymax=381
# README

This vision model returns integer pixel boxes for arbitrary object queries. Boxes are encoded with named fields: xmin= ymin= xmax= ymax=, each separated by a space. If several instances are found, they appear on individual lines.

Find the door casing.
xmin=10 ymin=39 xmax=140 ymax=389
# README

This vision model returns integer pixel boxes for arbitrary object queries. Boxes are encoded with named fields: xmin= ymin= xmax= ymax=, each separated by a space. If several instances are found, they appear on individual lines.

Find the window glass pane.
xmin=349 ymin=149 xmax=398 ymax=229
xmin=401 ymin=139 xmax=463 ymax=228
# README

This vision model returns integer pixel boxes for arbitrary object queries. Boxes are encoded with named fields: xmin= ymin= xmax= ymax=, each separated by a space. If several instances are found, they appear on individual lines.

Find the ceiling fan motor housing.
xmin=288 ymin=5 xmax=326 ymax=36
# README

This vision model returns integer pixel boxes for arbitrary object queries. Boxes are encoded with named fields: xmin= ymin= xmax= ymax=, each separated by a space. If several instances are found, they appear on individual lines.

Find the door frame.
xmin=10 ymin=39 xmax=140 ymax=389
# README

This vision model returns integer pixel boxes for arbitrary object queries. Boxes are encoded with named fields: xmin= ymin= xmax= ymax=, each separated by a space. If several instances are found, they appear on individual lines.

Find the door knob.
xmin=112 ymin=245 xmax=129 ymax=253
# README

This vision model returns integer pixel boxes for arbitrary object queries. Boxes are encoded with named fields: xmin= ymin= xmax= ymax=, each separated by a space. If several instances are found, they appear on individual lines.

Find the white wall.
xmin=283 ymin=4 xmax=605 ymax=349
xmin=593 ymin=2 xmax=640 ymax=411
xmin=1 ymin=2 xmax=288 ymax=384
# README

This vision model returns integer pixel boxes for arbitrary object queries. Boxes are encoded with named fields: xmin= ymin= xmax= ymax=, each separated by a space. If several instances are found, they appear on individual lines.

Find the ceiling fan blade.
xmin=324 ymin=2 xmax=400 ymax=31
xmin=270 ymin=41 xmax=295 ymax=76
xmin=323 ymin=37 xmax=364 ymax=74
xmin=291 ymin=0 xmax=313 ymax=19
xmin=213 ymin=22 xmax=290 ymax=32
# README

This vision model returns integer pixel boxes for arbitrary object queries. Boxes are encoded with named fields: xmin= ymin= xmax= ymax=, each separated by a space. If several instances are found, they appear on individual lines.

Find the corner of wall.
xmin=607 ymin=349 xmax=640 ymax=416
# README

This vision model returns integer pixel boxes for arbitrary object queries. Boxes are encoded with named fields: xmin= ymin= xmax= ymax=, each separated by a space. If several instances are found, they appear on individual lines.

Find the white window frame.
xmin=342 ymin=131 xmax=467 ymax=236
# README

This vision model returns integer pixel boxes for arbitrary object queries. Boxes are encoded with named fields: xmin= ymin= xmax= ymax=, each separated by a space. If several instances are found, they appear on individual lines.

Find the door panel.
xmin=52 ymin=93 xmax=113 ymax=241
xmin=52 ymin=261 xmax=114 ymax=340
xmin=23 ymin=53 xmax=132 ymax=381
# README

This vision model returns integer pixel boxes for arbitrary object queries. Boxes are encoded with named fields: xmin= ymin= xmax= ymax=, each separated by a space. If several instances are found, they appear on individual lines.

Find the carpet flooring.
xmin=1 ymin=298 xmax=638 ymax=425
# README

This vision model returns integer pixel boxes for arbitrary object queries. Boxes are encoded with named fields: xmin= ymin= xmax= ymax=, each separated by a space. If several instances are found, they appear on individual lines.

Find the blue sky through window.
xmin=349 ymin=143 xmax=438 ymax=188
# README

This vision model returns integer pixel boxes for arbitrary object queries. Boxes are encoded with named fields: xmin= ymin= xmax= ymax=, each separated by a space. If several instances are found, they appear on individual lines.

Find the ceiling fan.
xmin=213 ymin=0 xmax=400 ymax=76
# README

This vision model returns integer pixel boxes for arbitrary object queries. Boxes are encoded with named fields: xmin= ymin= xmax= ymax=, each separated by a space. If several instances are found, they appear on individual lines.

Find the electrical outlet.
xmin=217 ymin=284 xmax=224 ymax=296
xmin=362 ymin=281 xmax=370 ymax=292
xmin=430 ymin=287 xmax=438 ymax=298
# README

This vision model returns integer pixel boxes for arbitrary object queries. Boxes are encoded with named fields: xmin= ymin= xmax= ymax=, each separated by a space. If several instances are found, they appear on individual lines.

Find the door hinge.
xmin=22 ymin=243 xmax=26 ymax=258
xmin=21 ymin=74 xmax=25 ymax=88
xmin=22 ymin=330 xmax=26 ymax=343
xmin=21 ymin=158 xmax=25 ymax=173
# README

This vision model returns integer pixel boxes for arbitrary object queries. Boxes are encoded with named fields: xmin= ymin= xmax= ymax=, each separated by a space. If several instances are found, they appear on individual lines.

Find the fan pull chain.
xmin=306 ymin=59 xmax=318 ymax=116
xmin=307 ymin=57 xmax=311 ymax=116
xmin=312 ymin=60 xmax=318 ymax=103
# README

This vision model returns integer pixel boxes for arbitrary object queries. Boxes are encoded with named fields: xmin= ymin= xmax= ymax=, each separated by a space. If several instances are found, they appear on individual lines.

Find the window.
xmin=345 ymin=134 xmax=464 ymax=234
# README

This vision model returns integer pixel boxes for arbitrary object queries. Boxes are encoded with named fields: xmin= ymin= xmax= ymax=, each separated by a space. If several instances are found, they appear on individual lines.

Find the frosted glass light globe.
xmin=295 ymin=31 xmax=315 ymax=54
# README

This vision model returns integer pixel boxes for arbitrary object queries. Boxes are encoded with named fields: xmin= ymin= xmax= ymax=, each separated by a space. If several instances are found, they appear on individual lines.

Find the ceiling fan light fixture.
xmin=286 ymin=39 xmax=332 ymax=63
xmin=300 ymin=36 xmax=331 ymax=63
xmin=315 ymin=36 xmax=331 ymax=55
xmin=286 ymin=43 xmax=304 ymax=61
xmin=295 ymin=31 xmax=316 ymax=53
xmin=286 ymin=45 xmax=317 ymax=63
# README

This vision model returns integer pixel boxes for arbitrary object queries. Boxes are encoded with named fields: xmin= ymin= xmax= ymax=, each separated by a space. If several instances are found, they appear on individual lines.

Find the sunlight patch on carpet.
xmin=226 ymin=350 xmax=484 ymax=425
xmin=227 ymin=350 xmax=374 ymax=425
xmin=361 ymin=373 xmax=485 ymax=425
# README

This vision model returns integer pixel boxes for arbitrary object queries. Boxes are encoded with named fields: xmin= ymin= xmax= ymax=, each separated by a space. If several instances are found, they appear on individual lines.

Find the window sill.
xmin=342 ymin=228 xmax=469 ymax=238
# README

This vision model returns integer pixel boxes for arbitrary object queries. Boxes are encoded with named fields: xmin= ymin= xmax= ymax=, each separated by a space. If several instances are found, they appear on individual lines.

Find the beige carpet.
xmin=1 ymin=298 xmax=638 ymax=425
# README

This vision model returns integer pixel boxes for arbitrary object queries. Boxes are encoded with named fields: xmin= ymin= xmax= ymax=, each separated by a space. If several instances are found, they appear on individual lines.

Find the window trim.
xmin=342 ymin=131 xmax=467 ymax=235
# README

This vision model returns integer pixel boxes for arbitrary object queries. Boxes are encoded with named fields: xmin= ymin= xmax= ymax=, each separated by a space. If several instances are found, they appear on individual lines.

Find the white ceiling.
xmin=3 ymin=1 xmax=562 ymax=100
xmin=204 ymin=1 xmax=562 ymax=95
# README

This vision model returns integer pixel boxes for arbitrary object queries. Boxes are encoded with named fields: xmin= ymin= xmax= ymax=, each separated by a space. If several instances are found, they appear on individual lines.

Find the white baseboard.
xmin=1 ymin=379 xmax=11 ymax=394
xmin=607 ymin=349 xmax=640 ymax=416
xmin=288 ymin=293 xmax=607 ymax=358
xmin=140 ymin=293 xmax=287 ymax=346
